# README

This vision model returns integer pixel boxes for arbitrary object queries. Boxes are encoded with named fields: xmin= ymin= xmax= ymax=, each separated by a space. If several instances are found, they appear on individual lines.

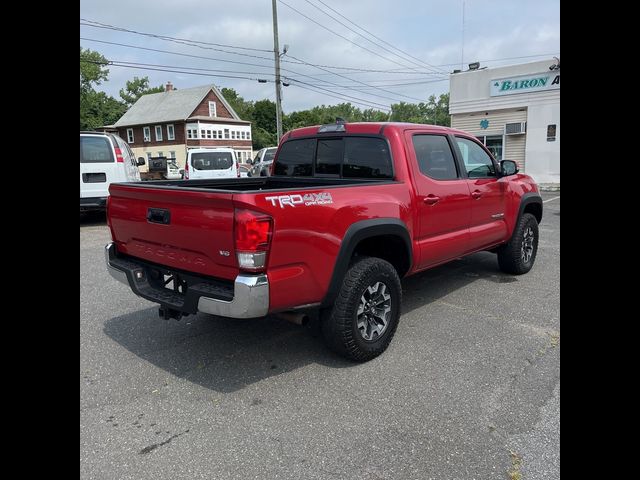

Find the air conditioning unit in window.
xmin=505 ymin=122 xmax=527 ymax=135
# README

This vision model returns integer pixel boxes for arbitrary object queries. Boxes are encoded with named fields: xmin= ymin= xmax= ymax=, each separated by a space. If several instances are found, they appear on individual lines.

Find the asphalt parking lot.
xmin=80 ymin=192 xmax=559 ymax=480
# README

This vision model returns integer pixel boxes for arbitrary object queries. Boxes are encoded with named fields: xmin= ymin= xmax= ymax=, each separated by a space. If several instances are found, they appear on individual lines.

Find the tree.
xmin=253 ymin=99 xmax=277 ymax=134
xmin=80 ymin=47 xmax=109 ymax=94
xmin=221 ymin=87 xmax=254 ymax=121
xmin=119 ymin=76 xmax=164 ymax=108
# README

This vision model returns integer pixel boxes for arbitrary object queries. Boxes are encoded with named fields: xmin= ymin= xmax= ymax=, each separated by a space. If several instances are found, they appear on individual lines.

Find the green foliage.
xmin=80 ymin=47 xmax=109 ymax=94
xmin=119 ymin=76 xmax=164 ymax=108
xmin=80 ymin=90 xmax=127 ymax=130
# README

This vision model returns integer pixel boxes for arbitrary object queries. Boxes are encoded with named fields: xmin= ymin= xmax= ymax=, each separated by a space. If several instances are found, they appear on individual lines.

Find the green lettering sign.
xmin=500 ymin=80 xmax=512 ymax=91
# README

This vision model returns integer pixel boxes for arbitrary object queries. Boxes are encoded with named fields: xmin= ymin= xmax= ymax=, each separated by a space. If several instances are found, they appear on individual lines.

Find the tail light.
xmin=114 ymin=147 xmax=124 ymax=163
xmin=185 ymin=158 xmax=189 ymax=179
xmin=234 ymin=209 xmax=273 ymax=273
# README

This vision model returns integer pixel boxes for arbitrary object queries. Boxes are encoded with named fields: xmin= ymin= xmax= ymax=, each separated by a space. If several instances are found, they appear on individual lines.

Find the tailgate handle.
xmin=147 ymin=208 xmax=171 ymax=225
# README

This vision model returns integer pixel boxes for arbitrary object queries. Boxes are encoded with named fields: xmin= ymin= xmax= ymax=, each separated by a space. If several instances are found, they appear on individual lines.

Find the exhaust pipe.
xmin=277 ymin=312 xmax=310 ymax=326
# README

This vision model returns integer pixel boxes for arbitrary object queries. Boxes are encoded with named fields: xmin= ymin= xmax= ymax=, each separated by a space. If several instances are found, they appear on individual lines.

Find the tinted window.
xmin=412 ymin=135 xmax=458 ymax=180
xmin=274 ymin=139 xmax=314 ymax=176
xmin=455 ymin=137 xmax=496 ymax=178
xmin=316 ymin=139 xmax=343 ymax=176
xmin=80 ymin=136 xmax=114 ymax=163
xmin=343 ymin=137 xmax=392 ymax=178
xmin=263 ymin=149 xmax=277 ymax=162
xmin=191 ymin=152 xmax=233 ymax=170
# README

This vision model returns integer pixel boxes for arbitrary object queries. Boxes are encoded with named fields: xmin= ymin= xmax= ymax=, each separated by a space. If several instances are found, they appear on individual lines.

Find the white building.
xmin=449 ymin=59 xmax=560 ymax=189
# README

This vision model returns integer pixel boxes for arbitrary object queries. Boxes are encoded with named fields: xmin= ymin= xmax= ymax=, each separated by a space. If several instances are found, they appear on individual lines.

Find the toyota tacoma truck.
xmin=105 ymin=122 xmax=542 ymax=361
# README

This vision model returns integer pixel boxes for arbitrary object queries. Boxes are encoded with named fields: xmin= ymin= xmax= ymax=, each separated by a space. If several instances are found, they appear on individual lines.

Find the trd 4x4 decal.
xmin=265 ymin=192 xmax=334 ymax=208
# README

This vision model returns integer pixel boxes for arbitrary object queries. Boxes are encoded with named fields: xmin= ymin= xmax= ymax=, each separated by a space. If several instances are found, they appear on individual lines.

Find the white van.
xmin=80 ymin=132 xmax=143 ymax=211
xmin=185 ymin=148 xmax=239 ymax=180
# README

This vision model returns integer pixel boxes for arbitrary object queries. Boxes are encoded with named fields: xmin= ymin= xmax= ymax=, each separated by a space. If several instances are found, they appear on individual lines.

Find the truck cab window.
xmin=274 ymin=138 xmax=314 ymax=176
xmin=455 ymin=137 xmax=497 ymax=178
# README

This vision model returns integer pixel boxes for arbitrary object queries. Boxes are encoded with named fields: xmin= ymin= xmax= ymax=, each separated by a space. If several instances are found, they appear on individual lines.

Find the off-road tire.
xmin=497 ymin=213 xmax=539 ymax=274
xmin=321 ymin=256 xmax=401 ymax=362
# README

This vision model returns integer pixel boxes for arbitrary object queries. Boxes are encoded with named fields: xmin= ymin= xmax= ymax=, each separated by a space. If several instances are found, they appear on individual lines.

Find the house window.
xmin=206 ymin=130 xmax=212 ymax=139
xmin=240 ymin=132 xmax=245 ymax=139
xmin=126 ymin=128 xmax=134 ymax=143
xmin=547 ymin=124 xmax=557 ymax=141
xmin=247 ymin=131 xmax=251 ymax=140
xmin=147 ymin=152 xmax=152 ymax=160
xmin=143 ymin=126 xmax=151 ymax=142
xmin=169 ymin=151 xmax=176 ymax=159
xmin=201 ymin=129 xmax=206 ymax=138
xmin=187 ymin=130 xmax=192 ymax=139
xmin=232 ymin=131 xmax=236 ymax=140
xmin=167 ymin=124 xmax=175 ymax=141
xmin=155 ymin=125 xmax=163 ymax=142
xmin=224 ymin=129 xmax=230 ymax=139
xmin=218 ymin=130 xmax=223 ymax=139
xmin=208 ymin=101 xmax=217 ymax=117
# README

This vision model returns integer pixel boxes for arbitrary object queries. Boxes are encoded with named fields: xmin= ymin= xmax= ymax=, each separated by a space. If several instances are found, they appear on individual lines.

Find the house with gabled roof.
xmin=113 ymin=82 xmax=253 ymax=169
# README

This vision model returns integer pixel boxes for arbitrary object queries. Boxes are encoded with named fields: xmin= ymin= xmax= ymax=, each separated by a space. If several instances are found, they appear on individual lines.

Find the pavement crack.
xmin=139 ymin=428 xmax=190 ymax=455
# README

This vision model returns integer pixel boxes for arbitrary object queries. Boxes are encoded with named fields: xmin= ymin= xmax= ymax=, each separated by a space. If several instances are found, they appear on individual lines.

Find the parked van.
xmin=184 ymin=148 xmax=239 ymax=180
xmin=80 ymin=132 xmax=143 ymax=211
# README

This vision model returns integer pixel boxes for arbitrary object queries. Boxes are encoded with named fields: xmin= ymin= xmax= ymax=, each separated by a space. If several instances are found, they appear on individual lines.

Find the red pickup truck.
xmin=106 ymin=121 xmax=542 ymax=361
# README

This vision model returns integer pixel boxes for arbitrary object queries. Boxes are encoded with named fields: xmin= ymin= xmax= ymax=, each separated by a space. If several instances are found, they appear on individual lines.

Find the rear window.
xmin=274 ymin=139 xmax=314 ymax=176
xmin=80 ymin=136 xmax=114 ymax=163
xmin=191 ymin=152 xmax=234 ymax=170
xmin=274 ymin=136 xmax=392 ymax=178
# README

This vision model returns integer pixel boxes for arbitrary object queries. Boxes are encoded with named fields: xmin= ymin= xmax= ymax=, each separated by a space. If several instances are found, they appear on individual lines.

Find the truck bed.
xmin=114 ymin=176 xmax=390 ymax=193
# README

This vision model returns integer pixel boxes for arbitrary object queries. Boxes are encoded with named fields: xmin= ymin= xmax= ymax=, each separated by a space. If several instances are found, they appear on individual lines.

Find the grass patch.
xmin=508 ymin=450 xmax=522 ymax=480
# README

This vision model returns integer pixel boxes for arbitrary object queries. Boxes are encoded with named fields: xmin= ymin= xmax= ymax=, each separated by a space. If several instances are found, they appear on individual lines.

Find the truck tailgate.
xmin=108 ymin=184 xmax=238 ymax=280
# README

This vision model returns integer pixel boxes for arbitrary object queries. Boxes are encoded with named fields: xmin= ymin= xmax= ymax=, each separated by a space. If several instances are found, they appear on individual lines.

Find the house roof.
xmin=114 ymin=84 xmax=242 ymax=127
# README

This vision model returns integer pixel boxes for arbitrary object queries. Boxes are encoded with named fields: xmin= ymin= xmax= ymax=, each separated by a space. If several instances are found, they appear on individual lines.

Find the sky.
xmin=80 ymin=0 xmax=560 ymax=114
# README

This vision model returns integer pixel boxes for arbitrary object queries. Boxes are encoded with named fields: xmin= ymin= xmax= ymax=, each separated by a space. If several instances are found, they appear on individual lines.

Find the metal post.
xmin=272 ymin=0 xmax=283 ymax=142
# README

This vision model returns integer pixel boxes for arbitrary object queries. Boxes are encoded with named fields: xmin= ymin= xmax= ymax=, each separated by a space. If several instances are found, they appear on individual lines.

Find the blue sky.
xmin=80 ymin=0 xmax=559 ymax=113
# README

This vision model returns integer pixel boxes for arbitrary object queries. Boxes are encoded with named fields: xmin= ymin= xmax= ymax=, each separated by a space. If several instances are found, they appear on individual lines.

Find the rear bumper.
xmin=105 ymin=243 xmax=269 ymax=318
xmin=80 ymin=197 xmax=108 ymax=210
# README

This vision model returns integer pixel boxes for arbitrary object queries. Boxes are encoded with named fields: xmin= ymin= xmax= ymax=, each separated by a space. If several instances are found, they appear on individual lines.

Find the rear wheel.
xmin=497 ymin=213 xmax=539 ymax=274
xmin=321 ymin=257 xmax=401 ymax=362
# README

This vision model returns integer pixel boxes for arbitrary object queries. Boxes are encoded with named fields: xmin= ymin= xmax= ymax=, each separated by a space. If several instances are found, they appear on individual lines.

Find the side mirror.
xmin=137 ymin=157 xmax=146 ymax=167
xmin=179 ymin=169 xmax=184 ymax=176
xmin=500 ymin=160 xmax=518 ymax=177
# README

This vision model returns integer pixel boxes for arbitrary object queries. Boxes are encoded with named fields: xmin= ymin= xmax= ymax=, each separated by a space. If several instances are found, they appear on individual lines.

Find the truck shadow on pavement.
xmin=103 ymin=251 xmax=513 ymax=393
xmin=80 ymin=211 xmax=107 ymax=227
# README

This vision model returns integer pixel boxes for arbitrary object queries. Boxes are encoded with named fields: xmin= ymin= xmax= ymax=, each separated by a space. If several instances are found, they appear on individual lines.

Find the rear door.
xmin=453 ymin=135 xmax=507 ymax=250
xmin=405 ymin=131 xmax=472 ymax=268
xmin=80 ymin=134 xmax=118 ymax=198
xmin=190 ymin=151 xmax=236 ymax=179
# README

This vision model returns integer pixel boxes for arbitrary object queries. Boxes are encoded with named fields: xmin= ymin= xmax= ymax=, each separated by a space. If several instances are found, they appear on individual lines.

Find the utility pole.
xmin=272 ymin=0 xmax=283 ymax=142
xmin=461 ymin=0 xmax=465 ymax=71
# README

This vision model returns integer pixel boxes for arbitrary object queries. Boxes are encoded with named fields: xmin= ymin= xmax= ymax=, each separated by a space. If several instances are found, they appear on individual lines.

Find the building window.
xmin=155 ymin=125 xmax=163 ymax=142
xmin=169 ymin=151 xmax=176 ymax=159
xmin=126 ymin=128 xmax=134 ymax=143
xmin=187 ymin=130 xmax=192 ymax=139
xmin=218 ymin=130 xmax=223 ymax=139
xmin=208 ymin=101 xmax=217 ymax=117
xmin=201 ymin=129 xmax=206 ymax=138
xmin=241 ymin=132 xmax=246 ymax=139
xmin=147 ymin=152 xmax=152 ymax=160
xmin=224 ymin=129 xmax=230 ymax=139
xmin=476 ymin=135 xmax=503 ymax=161
xmin=143 ymin=126 xmax=151 ymax=142
xmin=547 ymin=124 xmax=557 ymax=141
xmin=206 ymin=130 xmax=212 ymax=139
xmin=232 ymin=131 xmax=236 ymax=140
xmin=167 ymin=124 xmax=175 ymax=141
xmin=247 ymin=131 xmax=251 ymax=140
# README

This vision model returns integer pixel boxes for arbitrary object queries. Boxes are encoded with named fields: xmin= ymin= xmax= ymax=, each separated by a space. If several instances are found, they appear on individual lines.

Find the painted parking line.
xmin=543 ymin=196 xmax=560 ymax=203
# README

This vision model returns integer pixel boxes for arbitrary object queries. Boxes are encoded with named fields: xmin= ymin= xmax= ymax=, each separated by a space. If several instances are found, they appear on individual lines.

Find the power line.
xmin=80 ymin=18 xmax=272 ymax=53
xmin=285 ymin=53 xmax=431 ymax=103
xmin=81 ymin=37 xmax=441 ymax=104
xmin=277 ymin=0 xmax=426 ymax=71
xmin=286 ymin=81 xmax=389 ymax=111
xmin=80 ymin=57 xmax=391 ymax=111
xmin=302 ymin=0 xmax=447 ymax=75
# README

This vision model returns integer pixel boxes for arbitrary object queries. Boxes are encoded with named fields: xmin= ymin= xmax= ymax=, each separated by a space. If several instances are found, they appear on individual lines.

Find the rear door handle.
xmin=471 ymin=190 xmax=482 ymax=199
xmin=423 ymin=195 xmax=440 ymax=205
